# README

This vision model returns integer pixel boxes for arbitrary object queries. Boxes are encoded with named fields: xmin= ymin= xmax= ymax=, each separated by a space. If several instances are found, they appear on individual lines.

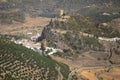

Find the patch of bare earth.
xmin=51 ymin=50 xmax=120 ymax=80
xmin=0 ymin=14 xmax=52 ymax=37
xmin=51 ymin=51 xmax=108 ymax=70
xmin=76 ymin=66 xmax=120 ymax=80
xmin=77 ymin=68 xmax=104 ymax=80
xmin=99 ymin=67 xmax=120 ymax=80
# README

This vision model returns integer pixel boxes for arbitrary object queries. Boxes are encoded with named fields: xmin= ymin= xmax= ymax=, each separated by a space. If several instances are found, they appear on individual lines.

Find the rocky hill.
xmin=22 ymin=0 xmax=120 ymax=15
xmin=38 ymin=15 xmax=120 ymax=58
xmin=0 ymin=0 xmax=120 ymax=24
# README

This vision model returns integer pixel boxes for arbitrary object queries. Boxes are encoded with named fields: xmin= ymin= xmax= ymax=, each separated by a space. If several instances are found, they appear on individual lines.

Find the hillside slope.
xmin=0 ymin=35 xmax=70 ymax=80
xmin=0 ymin=0 xmax=24 ymax=24
xmin=0 ymin=0 xmax=120 ymax=23
xmin=22 ymin=0 xmax=120 ymax=16
xmin=38 ymin=15 xmax=120 ymax=58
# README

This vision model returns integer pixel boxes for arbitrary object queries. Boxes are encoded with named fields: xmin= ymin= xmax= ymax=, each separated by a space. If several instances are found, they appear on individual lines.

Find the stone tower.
xmin=59 ymin=9 xmax=64 ymax=17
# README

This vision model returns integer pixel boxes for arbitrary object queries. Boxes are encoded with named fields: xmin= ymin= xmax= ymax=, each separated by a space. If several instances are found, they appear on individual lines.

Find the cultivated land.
xmin=51 ymin=51 xmax=108 ymax=70
xmin=51 ymin=46 xmax=120 ymax=80
xmin=99 ymin=67 xmax=120 ymax=80
xmin=0 ymin=35 xmax=70 ymax=80
xmin=77 ymin=68 xmax=104 ymax=80
xmin=77 ymin=66 xmax=120 ymax=80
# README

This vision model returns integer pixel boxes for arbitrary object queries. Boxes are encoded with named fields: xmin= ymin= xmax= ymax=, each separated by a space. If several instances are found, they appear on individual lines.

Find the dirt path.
xmin=56 ymin=65 xmax=63 ymax=80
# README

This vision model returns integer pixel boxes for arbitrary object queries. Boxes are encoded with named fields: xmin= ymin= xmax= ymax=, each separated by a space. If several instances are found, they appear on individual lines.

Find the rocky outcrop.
xmin=39 ymin=20 xmax=105 ymax=57
xmin=110 ymin=18 xmax=120 ymax=33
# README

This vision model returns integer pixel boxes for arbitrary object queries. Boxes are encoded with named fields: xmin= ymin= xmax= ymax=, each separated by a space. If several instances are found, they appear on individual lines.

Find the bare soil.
xmin=51 ymin=51 xmax=108 ymax=70
xmin=0 ymin=14 xmax=52 ymax=37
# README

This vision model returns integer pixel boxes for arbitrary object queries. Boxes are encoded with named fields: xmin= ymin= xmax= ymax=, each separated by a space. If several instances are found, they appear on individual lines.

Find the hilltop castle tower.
xmin=57 ymin=9 xmax=70 ymax=21
xmin=59 ymin=9 xmax=64 ymax=17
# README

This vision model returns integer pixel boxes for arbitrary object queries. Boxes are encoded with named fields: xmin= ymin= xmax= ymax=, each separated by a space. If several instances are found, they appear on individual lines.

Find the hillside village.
xmin=11 ymin=31 xmax=120 ymax=56
xmin=11 ymin=37 xmax=63 ymax=55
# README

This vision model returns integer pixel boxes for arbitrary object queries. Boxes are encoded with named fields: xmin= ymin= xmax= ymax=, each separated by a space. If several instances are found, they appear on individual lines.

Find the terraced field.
xmin=0 ymin=35 xmax=70 ymax=80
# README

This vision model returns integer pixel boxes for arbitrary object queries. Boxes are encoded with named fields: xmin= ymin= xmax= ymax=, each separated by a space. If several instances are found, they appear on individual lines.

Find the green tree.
xmin=40 ymin=43 xmax=45 ymax=55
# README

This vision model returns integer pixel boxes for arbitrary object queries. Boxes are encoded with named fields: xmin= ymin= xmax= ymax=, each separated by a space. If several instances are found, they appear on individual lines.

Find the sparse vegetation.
xmin=0 ymin=1 xmax=25 ymax=24
xmin=88 ymin=12 xmax=120 ymax=22
xmin=67 ymin=15 xmax=120 ymax=37
xmin=0 ymin=12 xmax=25 ymax=24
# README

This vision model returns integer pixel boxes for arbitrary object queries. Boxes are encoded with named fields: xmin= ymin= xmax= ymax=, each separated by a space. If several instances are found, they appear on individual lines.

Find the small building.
xmin=102 ymin=13 xmax=111 ymax=16
xmin=31 ymin=33 xmax=40 ymax=42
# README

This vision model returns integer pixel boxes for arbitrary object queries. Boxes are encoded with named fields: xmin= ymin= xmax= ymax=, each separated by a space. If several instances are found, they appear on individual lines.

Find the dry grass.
xmin=77 ymin=68 xmax=104 ymax=80
xmin=51 ymin=50 xmax=120 ymax=80
xmin=76 ymin=67 xmax=120 ymax=80
xmin=51 ymin=51 xmax=108 ymax=70
xmin=100 ymin=67 xmax=120 ymax=80
xmin=50 ymin=55 xmax=75 ymax=69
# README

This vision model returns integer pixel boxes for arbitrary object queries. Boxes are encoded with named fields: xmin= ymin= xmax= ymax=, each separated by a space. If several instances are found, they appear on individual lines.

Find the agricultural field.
xmin=77 ymin=66 xmax=120 ymax=80
xmin=0 ymin=35 xmax=70 ymax=80
xmin=99 ymin=67 xmax=120 ymax=80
